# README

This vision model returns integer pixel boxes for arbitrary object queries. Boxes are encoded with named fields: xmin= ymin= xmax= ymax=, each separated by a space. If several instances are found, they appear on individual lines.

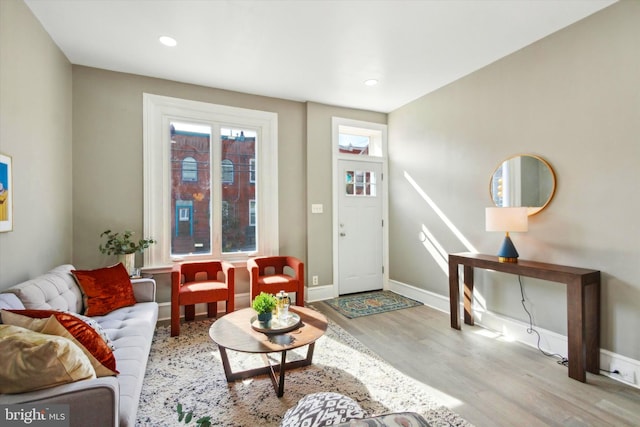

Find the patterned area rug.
xmin=325 ymin=290 xmax=423 ymax=319
xmin=136 ymin=316 xmax=472 ymax=427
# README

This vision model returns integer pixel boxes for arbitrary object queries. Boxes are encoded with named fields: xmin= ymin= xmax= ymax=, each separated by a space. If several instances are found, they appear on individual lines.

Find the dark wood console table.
xmin=448 ymin=252 xmax=600 ymax=382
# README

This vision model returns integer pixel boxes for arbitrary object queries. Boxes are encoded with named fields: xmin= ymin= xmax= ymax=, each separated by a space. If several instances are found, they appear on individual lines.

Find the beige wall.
xmin=306 ymin=102 xmax=387 ymax=288
xmin=388 ymin=1 xmax=639 ymax=360
xmin=0 ymin=0 xmax=73 ymax=288
xmin=71 ymin=70 xmax=386 ymax=302
xmin=72 ymin=66 xmax=307 ymax=301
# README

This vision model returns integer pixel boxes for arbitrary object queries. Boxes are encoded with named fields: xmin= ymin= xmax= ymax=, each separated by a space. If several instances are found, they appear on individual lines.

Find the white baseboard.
xmin=387 ymin=280 xmax=450 ymax=314
xmin=306 ymin=284 xmax=336 ymax=302
xmin=388 ymin=279 xmax=640 ymax=389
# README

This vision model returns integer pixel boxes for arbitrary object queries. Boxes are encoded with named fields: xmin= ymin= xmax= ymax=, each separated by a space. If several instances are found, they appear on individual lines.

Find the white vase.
xmin=118 ymin=253 xmax=136 ymax=276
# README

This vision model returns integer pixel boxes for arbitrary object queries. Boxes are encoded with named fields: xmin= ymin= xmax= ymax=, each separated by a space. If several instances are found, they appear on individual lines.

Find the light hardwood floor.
xmin=312 ymin=302 xmax=640 ymax=427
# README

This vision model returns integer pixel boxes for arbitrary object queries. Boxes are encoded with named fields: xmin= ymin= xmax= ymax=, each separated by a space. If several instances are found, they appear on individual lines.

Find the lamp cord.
xmin=518 ymin=275 xmax=569 ymax=367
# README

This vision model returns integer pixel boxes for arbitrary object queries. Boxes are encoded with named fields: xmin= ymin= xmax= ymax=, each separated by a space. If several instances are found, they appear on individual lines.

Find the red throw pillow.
xmin=72 ymin=263 xmax=137 ymax=316
xmin=4 ymin=309 xmax=118 ymax=376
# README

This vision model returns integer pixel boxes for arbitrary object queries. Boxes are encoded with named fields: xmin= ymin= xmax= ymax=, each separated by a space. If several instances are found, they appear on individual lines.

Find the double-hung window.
xmin=143 ymin=94 xmax=278 ymax=267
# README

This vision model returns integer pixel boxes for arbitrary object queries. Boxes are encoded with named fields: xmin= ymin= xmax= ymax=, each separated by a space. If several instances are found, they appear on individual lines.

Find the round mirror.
xmin=490 ymin=154 xmax=556 ymax=216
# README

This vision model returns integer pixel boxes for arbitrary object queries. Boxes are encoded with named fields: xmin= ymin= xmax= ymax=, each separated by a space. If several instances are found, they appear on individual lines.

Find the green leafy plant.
xmin=176 ymin=403 xmax=211 ymax=427
xmin=252 ymin=292 xmax=277 ymax=314
xmin=99 ymin=230 xmax=156 ymax=255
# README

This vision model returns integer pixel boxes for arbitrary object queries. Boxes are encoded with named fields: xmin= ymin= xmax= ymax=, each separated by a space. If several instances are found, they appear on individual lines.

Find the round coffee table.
xmin=209 ymin=306 xmax=328 ymax=397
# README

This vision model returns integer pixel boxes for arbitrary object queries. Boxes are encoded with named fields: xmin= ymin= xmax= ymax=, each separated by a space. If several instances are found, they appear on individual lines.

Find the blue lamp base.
xmin=497 ymin=233 xmax=519 ymax=263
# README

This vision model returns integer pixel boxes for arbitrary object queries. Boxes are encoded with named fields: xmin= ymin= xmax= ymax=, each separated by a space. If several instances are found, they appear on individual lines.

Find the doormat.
xmin=325 ymin=290 xmax=423 ymax=319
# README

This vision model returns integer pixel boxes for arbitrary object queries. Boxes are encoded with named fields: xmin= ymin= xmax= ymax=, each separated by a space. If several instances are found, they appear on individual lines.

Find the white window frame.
xmin=143 ymin=93 xmax=279 ymax=268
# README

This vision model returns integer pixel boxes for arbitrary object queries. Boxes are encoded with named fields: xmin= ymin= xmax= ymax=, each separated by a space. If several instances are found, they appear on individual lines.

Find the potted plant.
xmin=252 ymin=292 xmax=277 ymax=328
xmin=99 ymin=230 xmax=156 ymax=276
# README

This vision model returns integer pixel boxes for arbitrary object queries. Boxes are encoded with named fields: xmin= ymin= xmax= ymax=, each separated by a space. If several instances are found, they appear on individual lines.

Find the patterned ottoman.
xmin=281 ymin=392 xmax=367 ymax=427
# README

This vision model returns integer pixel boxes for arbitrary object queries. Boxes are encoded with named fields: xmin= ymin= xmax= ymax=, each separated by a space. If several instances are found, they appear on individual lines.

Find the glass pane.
xmin=170 ymin=121 xmax=211 ymax=255
xmin=346 ymin=170 xmax=376 ymax=197
xmin=345 ymin=171 xmax=354 ymax=195
xmin=339 ymin=133 xmax=369 ymax=155
xmin=221 ymin=127 xmax=257 ymax=252
xmin=182 ymin=157 xmax=197 ymax=182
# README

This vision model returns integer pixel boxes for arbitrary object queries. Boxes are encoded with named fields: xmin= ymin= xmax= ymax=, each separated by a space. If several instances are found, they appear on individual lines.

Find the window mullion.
xmin=211 ymin=123 xmax=223 ymax=259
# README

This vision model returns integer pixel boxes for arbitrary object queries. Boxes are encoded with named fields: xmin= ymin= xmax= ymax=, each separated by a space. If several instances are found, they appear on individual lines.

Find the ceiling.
xmin=25 ymin=0 xmax=616 ymax=113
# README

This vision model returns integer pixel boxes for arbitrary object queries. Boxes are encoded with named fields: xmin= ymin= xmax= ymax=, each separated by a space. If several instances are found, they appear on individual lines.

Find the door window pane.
xmin=345 ymin=170 xmax=376 ymax=197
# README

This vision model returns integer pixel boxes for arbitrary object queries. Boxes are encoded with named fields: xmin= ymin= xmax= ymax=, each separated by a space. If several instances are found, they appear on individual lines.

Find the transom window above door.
xmin=338 ymin=126 xmax=383 ymax=158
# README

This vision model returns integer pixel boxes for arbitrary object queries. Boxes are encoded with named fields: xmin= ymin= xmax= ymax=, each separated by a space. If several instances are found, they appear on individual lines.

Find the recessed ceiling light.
xmin=364 ymin=79 xmax=378 ymax=86
xmin=159 ymin=36 xmax=177 ymax=47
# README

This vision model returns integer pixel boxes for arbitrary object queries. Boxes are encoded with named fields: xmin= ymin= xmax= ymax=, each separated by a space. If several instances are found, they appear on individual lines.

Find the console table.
xmin=448 ymin=252 xmax=600 ymax=382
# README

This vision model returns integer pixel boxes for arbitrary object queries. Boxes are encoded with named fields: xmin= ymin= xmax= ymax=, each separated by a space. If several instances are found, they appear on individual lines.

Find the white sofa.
xmin=0 ymin=264 xmax=158 ymax=427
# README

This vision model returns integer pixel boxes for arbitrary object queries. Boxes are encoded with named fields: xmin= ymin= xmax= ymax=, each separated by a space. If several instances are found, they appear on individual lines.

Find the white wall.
xmin=388 ymin=1 xmax=640 ymax=361
xmin=0 ymin=0 xmax=73 ymax=288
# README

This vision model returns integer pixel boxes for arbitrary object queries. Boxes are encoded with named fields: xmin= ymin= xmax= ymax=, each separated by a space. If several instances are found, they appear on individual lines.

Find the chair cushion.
xmin=179 ymin=281 xmax=229 ymax=307
xmin=180 ymin=280 xmax=227 ymax=293
xmin=258 ymin=275 xmax=298 ymax=286
xmin=72 ymin=263 xmax=137 ymax=316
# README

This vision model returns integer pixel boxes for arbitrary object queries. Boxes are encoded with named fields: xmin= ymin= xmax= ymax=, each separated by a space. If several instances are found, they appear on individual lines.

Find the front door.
xmin=337 ymin=159 xmax=383 ymax=295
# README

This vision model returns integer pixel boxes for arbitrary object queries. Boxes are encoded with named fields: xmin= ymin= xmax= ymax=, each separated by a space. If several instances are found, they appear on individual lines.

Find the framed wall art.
xmin=0 ymin=153 xmax=13 ymax=232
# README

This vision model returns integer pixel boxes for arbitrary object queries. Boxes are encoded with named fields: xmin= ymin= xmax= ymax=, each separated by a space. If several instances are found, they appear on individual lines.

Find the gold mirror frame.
xmin=489 ymin=154 xmax=556 ymax=216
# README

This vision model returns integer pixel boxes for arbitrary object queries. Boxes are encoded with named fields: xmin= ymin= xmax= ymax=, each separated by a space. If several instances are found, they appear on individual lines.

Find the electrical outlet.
xmin=617 ymin=370 xmax=636 ymax=384
xmin=610 ymin=366 xmax=636 ymax=384
xmin=312 ymin=275 xmax=319 ymax=285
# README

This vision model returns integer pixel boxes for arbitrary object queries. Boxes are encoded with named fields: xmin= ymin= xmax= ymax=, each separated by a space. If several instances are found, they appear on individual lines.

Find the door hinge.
xmin=381 ymin=219 xmax=384 ymax=227
xmin=382 ymin=265 xmax=385 ymax=274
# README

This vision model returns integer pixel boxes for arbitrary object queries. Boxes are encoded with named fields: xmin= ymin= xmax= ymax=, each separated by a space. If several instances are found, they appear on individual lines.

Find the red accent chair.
xmin=171 ymin=261 xmax=235 ymax=337
xmin=247 ymin=256 xmax=305 ymax=307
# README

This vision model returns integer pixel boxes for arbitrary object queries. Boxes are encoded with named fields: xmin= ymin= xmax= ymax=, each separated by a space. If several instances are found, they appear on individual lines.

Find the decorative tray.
xmin=251 ymin=313 xmax=301 ymax=334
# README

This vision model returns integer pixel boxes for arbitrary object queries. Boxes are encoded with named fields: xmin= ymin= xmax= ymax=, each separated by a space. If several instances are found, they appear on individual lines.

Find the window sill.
xmin=142 ymin=256 xmax=260 ymax=274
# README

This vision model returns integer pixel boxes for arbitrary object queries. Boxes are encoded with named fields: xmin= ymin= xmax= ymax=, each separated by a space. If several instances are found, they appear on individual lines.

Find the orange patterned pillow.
xmin=72 ymin=263 xmax=136 ymax=316
xmin=1 ymin=309 xmax=118 ymax=376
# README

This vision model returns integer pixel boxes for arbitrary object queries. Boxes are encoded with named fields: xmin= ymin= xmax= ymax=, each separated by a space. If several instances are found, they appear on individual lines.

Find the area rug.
xmin=324 ymin=290 xmax=423 ymax=319
xmin=136 ymin=317 xmax=472 ymax=427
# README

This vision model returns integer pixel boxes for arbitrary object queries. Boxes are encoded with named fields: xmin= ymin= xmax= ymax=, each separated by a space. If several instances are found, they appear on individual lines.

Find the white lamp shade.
xmin=485 ymin=207 xmax=528 ymax=232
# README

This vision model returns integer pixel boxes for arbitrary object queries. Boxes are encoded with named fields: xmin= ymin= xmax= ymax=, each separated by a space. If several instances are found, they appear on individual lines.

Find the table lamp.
xmin=485 ymin=207 xmax=528 ymax=263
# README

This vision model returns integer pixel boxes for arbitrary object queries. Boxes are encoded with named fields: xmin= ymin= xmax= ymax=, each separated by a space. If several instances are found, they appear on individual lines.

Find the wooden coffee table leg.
xmin=217 ymin=343 xmax=317 ymax=397
xmin=277 ymin=351 xmax=287 ymax=397
xmin=218 ymin=345 xmax=234 ymax=382
xmin=304 ymin=342 xmax=315 ymax=364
